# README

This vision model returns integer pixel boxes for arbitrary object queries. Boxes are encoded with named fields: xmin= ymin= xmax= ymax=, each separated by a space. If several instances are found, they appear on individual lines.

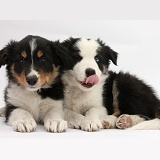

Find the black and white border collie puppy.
xmin=62 ymin=37 xmax=160 ymax=131
xmin=0 ymin=35 xmax=68 ymax=133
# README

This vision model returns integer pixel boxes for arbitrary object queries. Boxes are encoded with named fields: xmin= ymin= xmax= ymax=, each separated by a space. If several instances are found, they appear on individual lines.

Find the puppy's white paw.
xmin=44 ymin=119 xmax=68 ymax=133
xmin=116 ymin=114 xmax=132 ymax=129
xmin=81 ymin=117 xmax=102 ymax=132
xmin=68 ymin=117 xmax=84 ymax=129
xmin=12 ymin=119 xmax=37 ymax=132
xmin=101 ymin=115 xmax=117 ymax=129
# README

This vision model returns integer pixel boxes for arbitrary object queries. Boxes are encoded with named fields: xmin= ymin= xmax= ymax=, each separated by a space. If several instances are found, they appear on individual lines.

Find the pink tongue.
xmin=85 ymin=74 xmax=99 ymax=85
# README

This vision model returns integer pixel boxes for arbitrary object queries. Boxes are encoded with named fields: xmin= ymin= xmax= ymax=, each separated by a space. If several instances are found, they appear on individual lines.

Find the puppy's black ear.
xmin=105 ymin=46 xmax=118 ymax=65
xmin=97 ymin=39 xmax=118 ymax=66
xmin=0 ymin=41 xmax=17 ymax=68
xmin=0 ymin=47 xmax=8 ymax=68
xmin=50 ymin=41 xmax=73 ymax=70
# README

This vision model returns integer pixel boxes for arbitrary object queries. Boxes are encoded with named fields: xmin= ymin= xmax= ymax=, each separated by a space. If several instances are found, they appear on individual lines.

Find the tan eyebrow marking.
xmin=37 ymin=50 xmax=43 ymax=58
xmin=21 ymin=51 xmax=27 ymax=58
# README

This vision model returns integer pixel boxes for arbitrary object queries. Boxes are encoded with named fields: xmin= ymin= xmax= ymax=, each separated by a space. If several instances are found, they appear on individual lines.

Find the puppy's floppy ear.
xmin=0 ymin=40 xmax=17 ymax=68
xmin=50 ymin=41 xmax=73 ymax=70
xmin=0 ymin=47 xmax=8 ymax=68
xmin=97 ymin=39 xmax=118 ymax=65
xmin=105 ymin=46 xmax=118 ymax=65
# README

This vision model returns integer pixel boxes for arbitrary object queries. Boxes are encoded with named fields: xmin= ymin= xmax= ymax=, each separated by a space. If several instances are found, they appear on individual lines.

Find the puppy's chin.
xmin=25 ymin=83 xmax=51 ymax=91
xmin=26 ymin=87 xmax=40 ymax=92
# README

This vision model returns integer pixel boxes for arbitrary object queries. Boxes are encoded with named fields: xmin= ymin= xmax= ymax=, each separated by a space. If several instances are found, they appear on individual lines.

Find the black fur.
xmin=5 ymin=105 xmax=18 ymax=122
xmin=103 ymin=71 xmax=160 ymax=119
xmin=37 ymin=79 xmax=64 ymax=100
xmin=61 ymin=37 xmax=81 ymax=68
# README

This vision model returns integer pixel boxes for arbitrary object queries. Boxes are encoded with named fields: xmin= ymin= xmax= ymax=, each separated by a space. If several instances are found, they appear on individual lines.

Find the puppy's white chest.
xmin=7 ymin=84 xmax=41 ymax=118
xmin=64 ymin=86 xmax=103 ymax=114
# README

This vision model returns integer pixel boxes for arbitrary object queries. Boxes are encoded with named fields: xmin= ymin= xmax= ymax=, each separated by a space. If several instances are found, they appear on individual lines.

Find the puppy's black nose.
xmin=26 ymin=76 xmax=38 ymax=86
xmin=85 ymin=68 xmax=96 ymax=77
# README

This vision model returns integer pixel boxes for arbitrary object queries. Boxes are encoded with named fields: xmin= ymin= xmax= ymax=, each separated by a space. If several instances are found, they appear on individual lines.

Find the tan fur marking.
xmin=39 ymin=65 xmax=60 ymax=87
xmin=21 ymin=51 xmax=27 ymax=58
xmin=37 ymin=50 xmax=43 ymax=58
xmin=112 ymin=81 xmax=121 ymax=117
xmin=103 ymin=65 xmax=108 ymax=74
xmin=11 ymin=65 xmax=26 ymax=87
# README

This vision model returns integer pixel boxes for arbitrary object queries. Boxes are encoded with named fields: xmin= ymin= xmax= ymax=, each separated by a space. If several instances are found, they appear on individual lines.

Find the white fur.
xmin=116 ymin=114 xmax=160 ymax=130
xmin=28 ymin=69 xmax=39 ymax=77
xmin=100 ymin=115 xmax=117 ymax=129
xmin=25 ymin=38 xmax=40 ymax=91
xmin=63 ymin=38 xmax=115 ymax=131
xmin=9 ymin=108 xmax=37 ymax=132
xmin=63 ymin=76 xmax=108 ymax=131
xmin=29 ymin=38 xmax=36 ymax=69
xmin=127 ymin=118 xmax=160 ymax=130
xmin=7 ymin=82 xmax=67 ymax=132
xmin=28 ymin=38 xmax=39 ymax=79
xmin=29 ymin=38 xmax=37 ymax=58
xmin=76 ymin=38 xmax=99 ymax=57
xmin=116 ymin=114 xmax=145 ymax=129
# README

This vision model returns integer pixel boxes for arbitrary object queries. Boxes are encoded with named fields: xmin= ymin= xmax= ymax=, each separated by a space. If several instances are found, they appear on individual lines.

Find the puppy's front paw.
xmin=101 ymin=115 xmax=117 ymax=129
xmin=81 ymin=117 xmax=102 ymax=132
xmin=44 ymin=119 xmax=68 ymax=133
xmin=12 ymin=119 xmax=37 ymax=132
xmin=68 ymin=117 xmax=84 ymax=129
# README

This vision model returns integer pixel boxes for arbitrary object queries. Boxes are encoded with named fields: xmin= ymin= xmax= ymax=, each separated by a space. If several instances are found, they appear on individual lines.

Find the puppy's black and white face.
xmin=0 ymin=35 xmax=67 ymax=91
xmin=62 ymin=38 xmax=118 ymax=91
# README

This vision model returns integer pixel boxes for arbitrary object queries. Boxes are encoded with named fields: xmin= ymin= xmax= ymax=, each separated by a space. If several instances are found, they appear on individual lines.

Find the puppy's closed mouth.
xmin=80 ymin=74 xmax=99 ymax=88
xmin=26 ymin=86 xmax=39 ymax=91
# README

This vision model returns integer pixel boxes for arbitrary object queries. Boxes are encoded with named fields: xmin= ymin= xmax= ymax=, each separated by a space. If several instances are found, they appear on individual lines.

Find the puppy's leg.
xmin=64 ymin=108 xmax=85 ymax=129
xmin=100 ymin=115 xmax=117 ymax=129
xmin=100 ymin=108 xmax=120 ymax=129
xmin=116 ymin=114 xmax=145 ymax=129
xmin=44 ymin=107 xmax=68 ymax=133
xmin=81 ymin=107 xmax=107 ymax=132
xmin=100 ymin=81 xmax=120 ymax=129
xmin=8 ymin=108 xmax=37 ymax=132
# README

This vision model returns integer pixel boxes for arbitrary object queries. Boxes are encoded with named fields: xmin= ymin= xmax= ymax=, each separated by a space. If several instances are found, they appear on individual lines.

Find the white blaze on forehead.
xmin=76 ymin=38 xmax=100 ymax=57
xmin=29 ymin=38 xmax=37 ymax=72
xmin=29 ymin=38 xmax=37 ymax=56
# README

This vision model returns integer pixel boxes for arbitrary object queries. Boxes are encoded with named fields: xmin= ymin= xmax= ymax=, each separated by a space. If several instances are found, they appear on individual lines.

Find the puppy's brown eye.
xmin=19 ymin=58 xmax=25 ymax=63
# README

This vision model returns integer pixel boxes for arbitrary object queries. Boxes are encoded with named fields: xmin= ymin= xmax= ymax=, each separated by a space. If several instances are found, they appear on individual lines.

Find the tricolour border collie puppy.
xmin=61 ymin=37 xmax=160 ymax=131
xmin=0 ymin=35 xmax=69 ymax=133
